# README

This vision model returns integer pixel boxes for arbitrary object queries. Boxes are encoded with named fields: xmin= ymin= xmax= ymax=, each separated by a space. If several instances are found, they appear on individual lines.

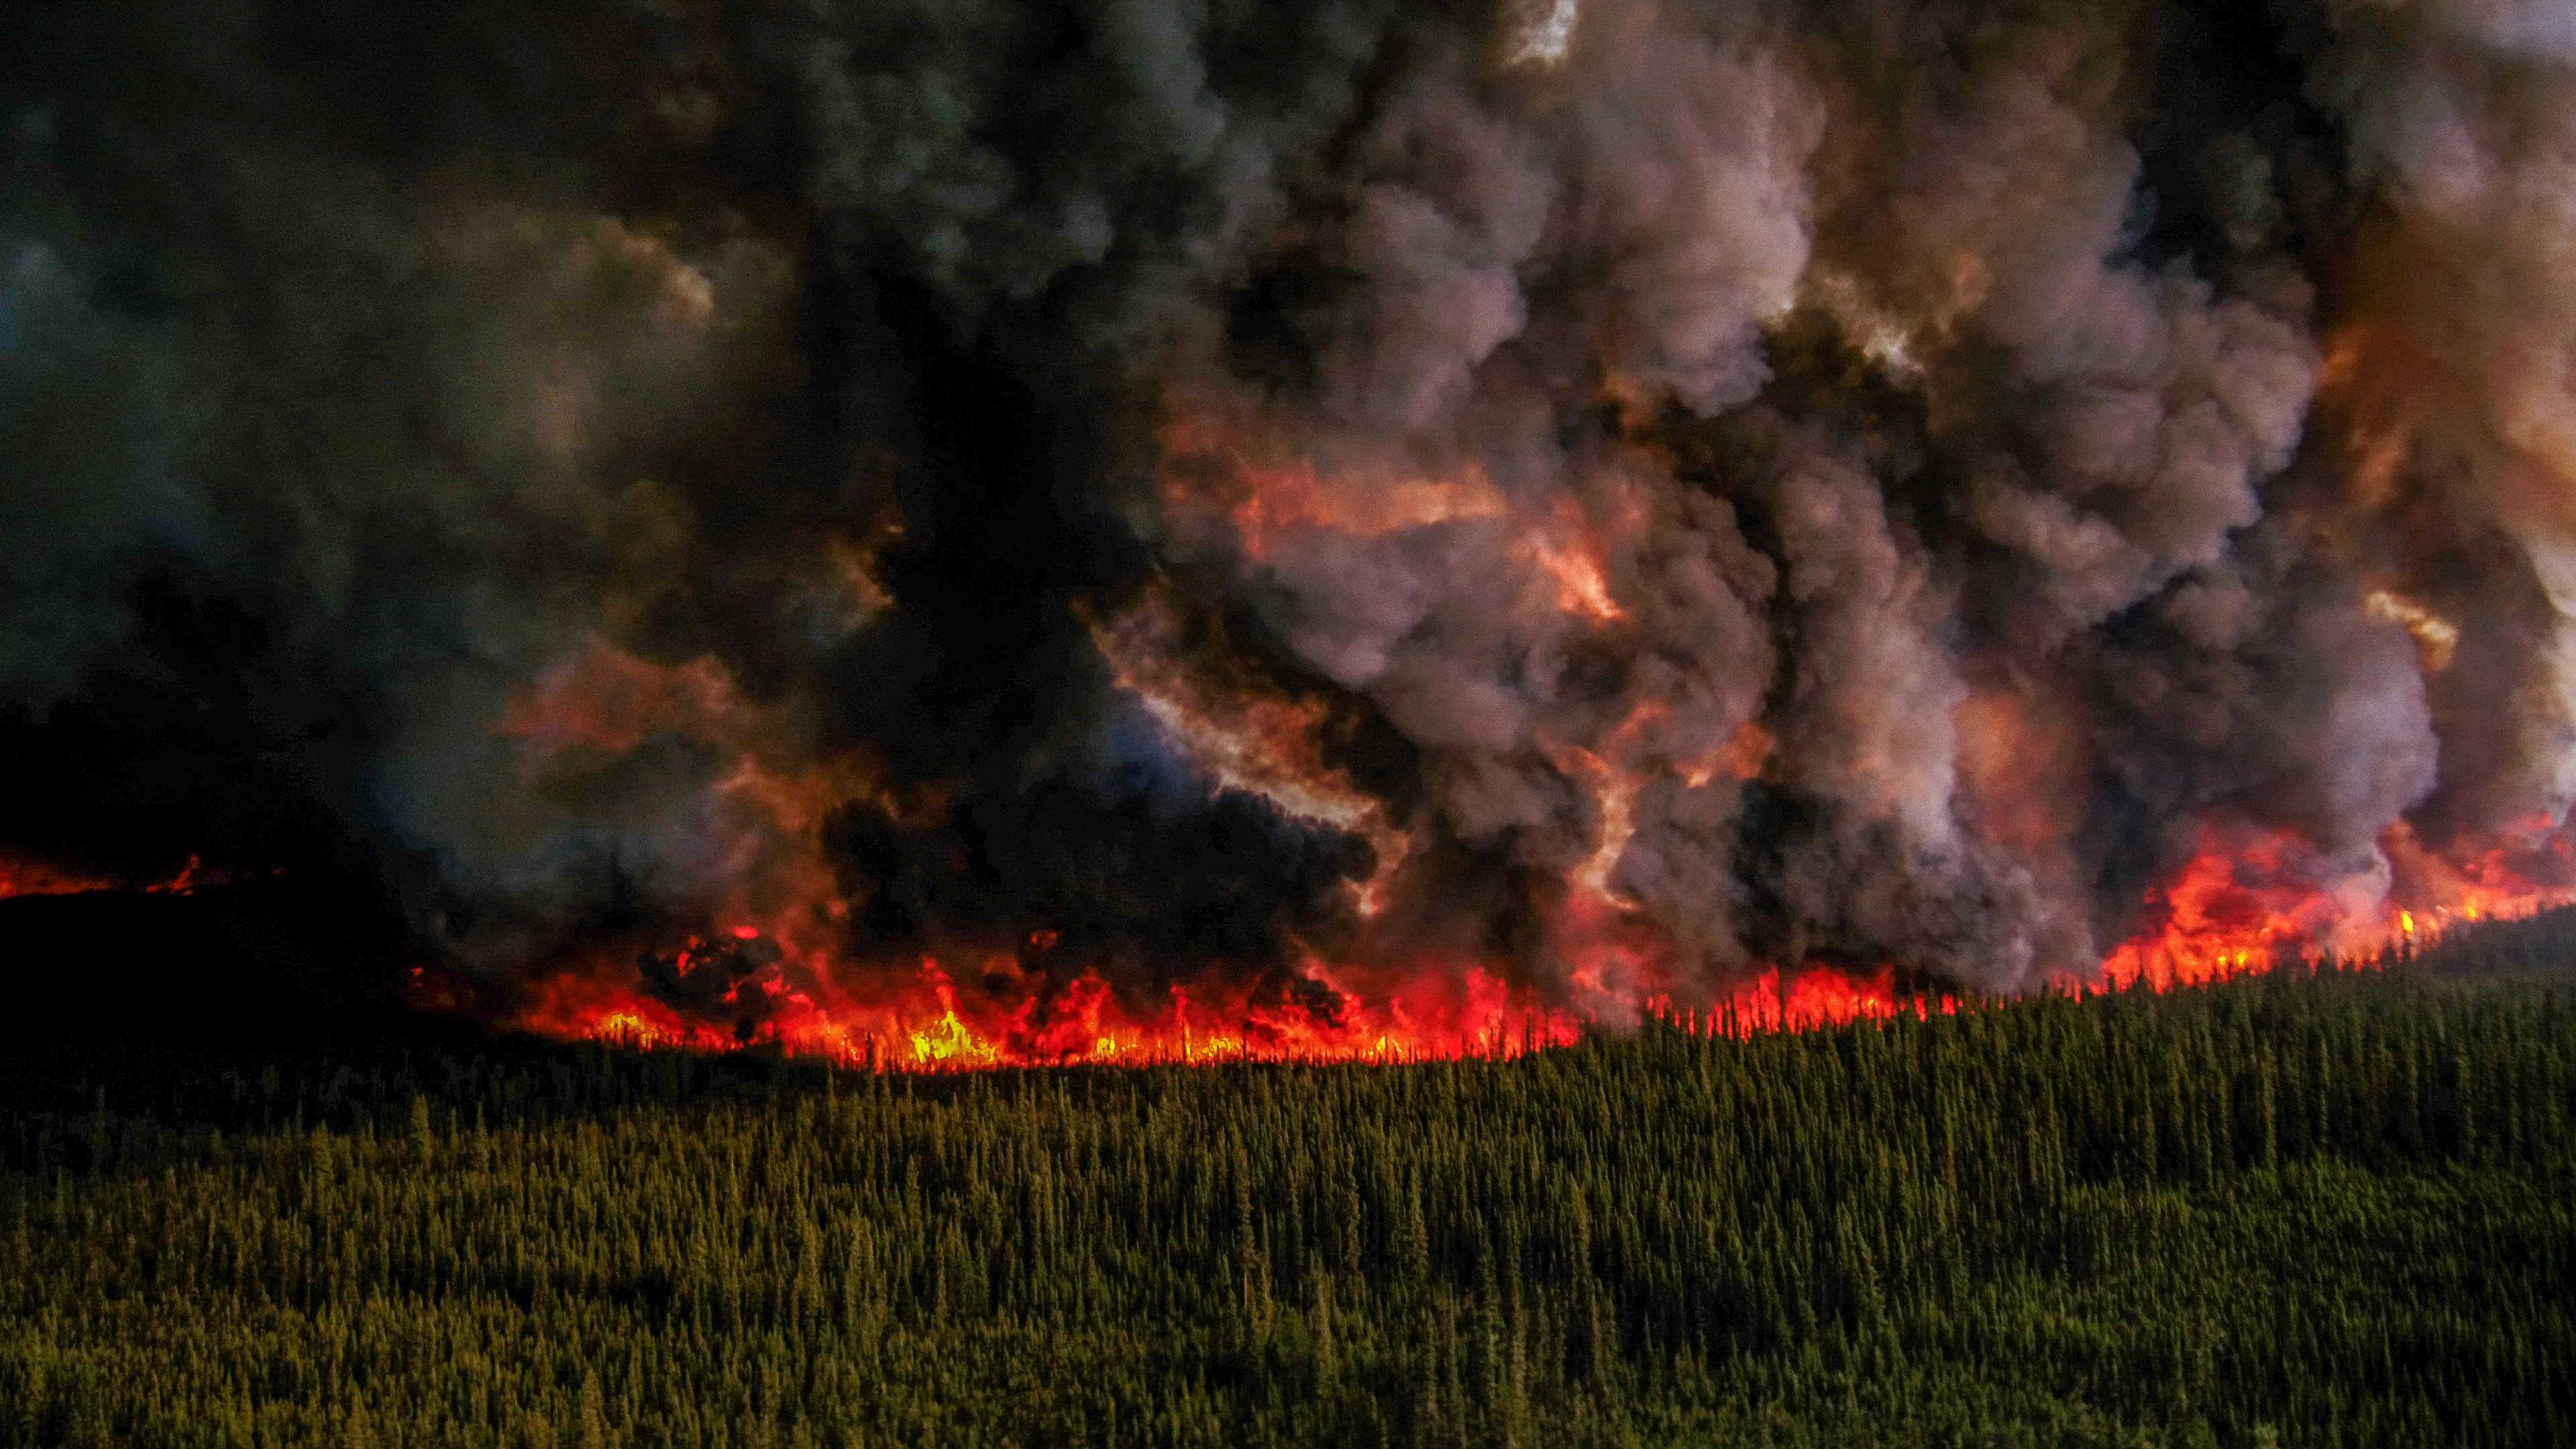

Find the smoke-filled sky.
xmin=7 ymin=0 xmax=2576 ymax=1028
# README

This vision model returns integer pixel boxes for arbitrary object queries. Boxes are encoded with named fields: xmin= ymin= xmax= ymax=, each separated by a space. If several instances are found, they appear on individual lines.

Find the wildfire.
xmin=476 ymin=421 xmax=2576 ymax=1073
xmin=486 ymin=626 xmax=2576 ymax=1073
xmin=513 ymin=945 xmax=1584 ymax=1070
xmin=2096 ymin=831 xmax=2342 ymax=991
xmin=0 ymin=853 xmax=223 ymax=900
xmin=0 ymin=856 xmax=117 ymax=900
xmin=2093 ymin=818 xmax=2576 ymax=993
xmin=496 ymin=805 xmax=2576 ymax=1071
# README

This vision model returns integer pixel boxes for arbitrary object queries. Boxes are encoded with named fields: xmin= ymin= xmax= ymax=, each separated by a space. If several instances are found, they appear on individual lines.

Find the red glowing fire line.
xmin=502 ymin=828 xmax=2576 ymax=1072
xmin=6 ymin=830 xmax=2561 ymax=1071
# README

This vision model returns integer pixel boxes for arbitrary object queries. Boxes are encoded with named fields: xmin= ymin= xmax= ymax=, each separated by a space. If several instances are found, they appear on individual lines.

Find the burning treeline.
xmin=6 ymin=0 xmax=2576 ymax=1065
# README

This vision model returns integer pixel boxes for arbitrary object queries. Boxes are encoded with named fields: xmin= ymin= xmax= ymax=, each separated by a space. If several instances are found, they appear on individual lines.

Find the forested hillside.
xmin=5 ymin=924 xmax=2575 ymax=1447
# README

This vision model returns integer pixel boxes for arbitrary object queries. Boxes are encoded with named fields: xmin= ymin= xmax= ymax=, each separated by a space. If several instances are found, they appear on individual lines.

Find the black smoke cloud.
xmin=3 ymin=0 xmax=2571 ymax=1020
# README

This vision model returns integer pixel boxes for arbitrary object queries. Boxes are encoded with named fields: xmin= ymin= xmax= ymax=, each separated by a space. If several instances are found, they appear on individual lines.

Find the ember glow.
xmin=0 ymin=855 xmax=117 ymax=900
xmin=0 ymin=854 xmax=219 ymax=902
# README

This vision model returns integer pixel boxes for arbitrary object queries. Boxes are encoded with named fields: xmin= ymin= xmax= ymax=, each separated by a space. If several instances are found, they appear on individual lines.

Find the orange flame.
xmin=500 ymin=806 xmax=2576 ymax=1071
xmin=2092 ymin=818 xmax=2576 ymax=993
xmin=514 ymin=945 xmax=1585 ymax=1070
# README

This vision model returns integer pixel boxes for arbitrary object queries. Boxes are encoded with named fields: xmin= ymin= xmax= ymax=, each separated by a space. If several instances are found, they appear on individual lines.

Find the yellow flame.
xmin=594 ymin=1011 xmax=666 ymax=1049
xmin=909 ymin=1009 xmax=996 ymax=1065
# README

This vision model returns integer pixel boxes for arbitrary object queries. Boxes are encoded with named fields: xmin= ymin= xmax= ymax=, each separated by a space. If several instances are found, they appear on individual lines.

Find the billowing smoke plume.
xmin=7 ymin=0 xmax=2576 ymax=1038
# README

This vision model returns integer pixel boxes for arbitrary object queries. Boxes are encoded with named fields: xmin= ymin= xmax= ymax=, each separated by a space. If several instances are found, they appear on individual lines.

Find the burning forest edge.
xmin=480 ymin=862 xmax=2576 ymax=1073
xmin=11 ymin=814 xmax=2576 ymax=1071
xmin=453 ymin=800 xmax=2576 ymax=1069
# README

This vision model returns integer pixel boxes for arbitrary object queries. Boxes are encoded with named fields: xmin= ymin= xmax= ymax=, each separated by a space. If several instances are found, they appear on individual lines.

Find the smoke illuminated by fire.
xmin=471 ymin=419 xmax=2576 ymax=1069
xmin=1086 ymin=596 xmax=1413 ymax=916
xmin=2363 ymin=590 xmax=2459 ymax=673
xmin=460 ymin=389 xmax=2576 ymax=1067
